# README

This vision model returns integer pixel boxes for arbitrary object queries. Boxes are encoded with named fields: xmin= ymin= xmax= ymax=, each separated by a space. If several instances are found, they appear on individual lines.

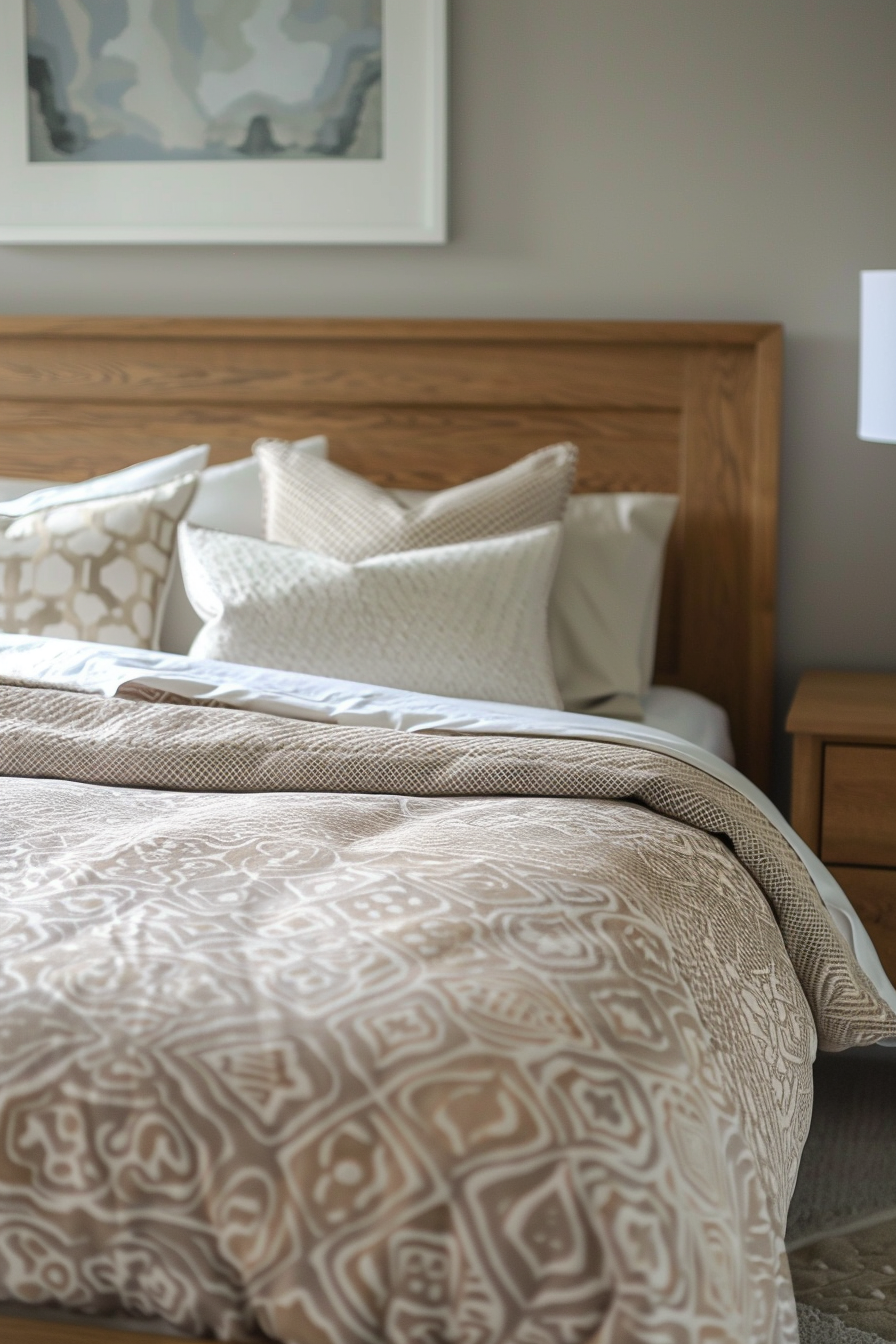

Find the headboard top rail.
xmin=0 ymin=315 xmax=780 ymax=345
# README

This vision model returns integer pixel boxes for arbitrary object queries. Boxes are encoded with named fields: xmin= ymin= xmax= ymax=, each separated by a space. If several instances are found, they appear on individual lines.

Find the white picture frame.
xmin=0 ymin=0 xmax=447 ymax=245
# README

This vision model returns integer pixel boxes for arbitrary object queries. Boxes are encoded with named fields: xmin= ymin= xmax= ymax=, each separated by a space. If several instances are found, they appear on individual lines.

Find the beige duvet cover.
xmin=0 ymin=683 xmax=893 ymax=1344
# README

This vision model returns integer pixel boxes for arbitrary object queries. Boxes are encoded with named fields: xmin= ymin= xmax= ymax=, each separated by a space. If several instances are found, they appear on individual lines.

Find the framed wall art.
xmin=0 ymin=0 xmax=447 ymax=244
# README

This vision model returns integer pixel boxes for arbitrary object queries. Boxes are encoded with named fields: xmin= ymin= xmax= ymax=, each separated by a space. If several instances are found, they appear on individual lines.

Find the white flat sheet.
xmin=1 ymin=631 xmax=892 ymax=1020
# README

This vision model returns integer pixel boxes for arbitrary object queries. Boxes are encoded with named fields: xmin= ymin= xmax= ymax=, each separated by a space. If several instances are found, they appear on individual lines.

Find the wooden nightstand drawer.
xmin=821 ymin=744 xmax=896 ymax=866
xmin=829 ymin=866 xmax=896 ymax=980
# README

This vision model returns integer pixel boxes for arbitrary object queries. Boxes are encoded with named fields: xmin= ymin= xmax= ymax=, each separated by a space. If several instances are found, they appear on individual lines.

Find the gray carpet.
xmin=788 ymin=1048 xmax=896 ymax=1243
xmin=798 ymin=1303 xmax=893 ymax=1343
xmin=790 ymin=1047 xmax=896 ymax=1343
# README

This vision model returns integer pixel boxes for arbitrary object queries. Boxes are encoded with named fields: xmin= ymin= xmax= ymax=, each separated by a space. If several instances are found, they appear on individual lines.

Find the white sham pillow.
xmin=0 ymin=444 xmax=209 ymax=516
xmin=179 ymin=521 xmax=564 ymax=709
xmin=158 ymin=435 xmax=329 ymax=654
xmin=549 ymin=494 xmax=678 ymax=716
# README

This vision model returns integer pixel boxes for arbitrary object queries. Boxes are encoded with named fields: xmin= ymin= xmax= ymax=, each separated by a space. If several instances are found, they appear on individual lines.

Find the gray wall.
xmin=4 ymin=0 xmax=896 ymax=799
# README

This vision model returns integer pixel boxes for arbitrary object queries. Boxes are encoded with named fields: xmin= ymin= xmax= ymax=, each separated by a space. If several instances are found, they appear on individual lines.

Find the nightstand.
xmin=787 ymin=670 xmax=896 ymax=981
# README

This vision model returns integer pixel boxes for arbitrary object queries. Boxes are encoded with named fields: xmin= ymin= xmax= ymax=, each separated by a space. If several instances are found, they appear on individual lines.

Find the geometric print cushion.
xmin=0 ymin=473 xmax=198 ymax=650
xmin=255 ymin=439 xmax=578 ymax=563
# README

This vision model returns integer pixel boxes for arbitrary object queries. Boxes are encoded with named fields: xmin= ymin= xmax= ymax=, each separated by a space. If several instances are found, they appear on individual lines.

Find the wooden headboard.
xmin=0 ymin=316 xmax=782 ymax=788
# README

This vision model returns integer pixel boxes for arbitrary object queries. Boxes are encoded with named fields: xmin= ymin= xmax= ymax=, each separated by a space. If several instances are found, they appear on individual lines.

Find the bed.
xmin=0 ymin=317 xmax=891 ymax=1344
xmin=0 ymin=317 xmax=777 ymax=783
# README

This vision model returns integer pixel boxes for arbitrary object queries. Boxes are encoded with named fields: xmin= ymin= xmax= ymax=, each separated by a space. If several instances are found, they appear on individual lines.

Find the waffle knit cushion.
xmin=255 ymin=440 xmax=578 ymax=561
xmin=179 ymin=521 xmax=564 ymax=709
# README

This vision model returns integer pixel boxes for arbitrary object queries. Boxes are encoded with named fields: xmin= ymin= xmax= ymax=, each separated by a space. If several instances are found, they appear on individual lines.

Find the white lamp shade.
xmin=860 ymin=270 xmax=896 ymax=442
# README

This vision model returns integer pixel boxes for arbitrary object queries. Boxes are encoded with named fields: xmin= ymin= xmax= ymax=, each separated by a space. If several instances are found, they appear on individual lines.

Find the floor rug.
xmin=789 ymin=1046 xmax=896 ymax=1343
xmin=791 ymin=1213 xmax=896 ymax=1338
xmin=797 ymin=1302 xmax=896 ymax=1343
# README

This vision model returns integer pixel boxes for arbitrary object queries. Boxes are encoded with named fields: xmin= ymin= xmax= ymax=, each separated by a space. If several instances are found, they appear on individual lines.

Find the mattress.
xmin=642 ymin=684 xmax=734 ymax=762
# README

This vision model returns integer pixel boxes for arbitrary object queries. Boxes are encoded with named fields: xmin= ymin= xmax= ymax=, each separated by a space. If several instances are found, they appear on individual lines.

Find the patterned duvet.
xmin=0 ymin=683 xmax=893 ymax=1344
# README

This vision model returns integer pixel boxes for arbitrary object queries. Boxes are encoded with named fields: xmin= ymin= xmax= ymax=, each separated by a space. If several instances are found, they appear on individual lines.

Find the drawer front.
xmin=829 ymin=865 xmax=896 ymax=982
xmin=822 ymin=744 xmax=896 ymax=866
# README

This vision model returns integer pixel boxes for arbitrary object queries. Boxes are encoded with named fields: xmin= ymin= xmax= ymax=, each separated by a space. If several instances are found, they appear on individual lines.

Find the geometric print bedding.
xmin=0 ymin=474 xmax=197 ymax=648
xmin=0 ymin=685 xmax=894 ymax=1342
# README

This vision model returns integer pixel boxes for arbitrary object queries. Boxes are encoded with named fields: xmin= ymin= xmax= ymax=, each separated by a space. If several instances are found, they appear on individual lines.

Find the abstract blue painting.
xmin=26 ymin=0 xmax=382 ymax=162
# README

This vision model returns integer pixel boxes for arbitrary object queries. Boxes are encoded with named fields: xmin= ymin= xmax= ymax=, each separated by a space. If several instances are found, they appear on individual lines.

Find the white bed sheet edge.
xmin=1 ymin=632 xmax=891 ymax=1021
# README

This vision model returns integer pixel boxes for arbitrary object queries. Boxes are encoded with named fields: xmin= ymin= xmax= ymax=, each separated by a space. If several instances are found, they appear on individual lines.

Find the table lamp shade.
xmin=860 ymin=270 xmax=896 ymax=442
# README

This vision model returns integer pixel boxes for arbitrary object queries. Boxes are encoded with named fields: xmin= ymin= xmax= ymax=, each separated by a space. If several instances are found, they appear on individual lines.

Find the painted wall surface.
xmin=3 ymin=0 xmax=896 ymax=797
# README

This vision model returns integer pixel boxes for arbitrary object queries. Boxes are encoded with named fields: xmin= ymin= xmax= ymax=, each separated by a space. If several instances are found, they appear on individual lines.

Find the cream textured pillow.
xmin=192 ymin=437 xmax=329 ymax=538
xmin=256 ymin=440 xmax=578 ymax=560
xmin=0 ymin=474 xmax=198 ymax=649
xmin=179 ymin=522 xmax=564 ymax=709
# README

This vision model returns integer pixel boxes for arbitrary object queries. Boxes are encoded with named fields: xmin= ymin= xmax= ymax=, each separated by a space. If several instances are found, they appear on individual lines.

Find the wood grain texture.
xmin=821 ymin=744 xmax=896 ymax=867
xmin=790 ymin=734 xmax=823 ymax=852
xmin=0 ymin=316 xmax=784 ymax=344
xmin=0 ymin=403 xmax=681 ymax=493
xmin=828 ymin=866 xmax=896 ymax=983
xmin=0 ymin=336 xmax=685 ymax=408
xmin=675 ymin=343 xmax=774 ymax=782
xmin=747 ymin=327 xmax=783 ymax=775
xmin=0 ymin=317 xmax=782 ymax=787
xmin=787 ymin=670 xmax=896 ymax=741
xmin=0 ymin=1320 xmax=181 ymax=1344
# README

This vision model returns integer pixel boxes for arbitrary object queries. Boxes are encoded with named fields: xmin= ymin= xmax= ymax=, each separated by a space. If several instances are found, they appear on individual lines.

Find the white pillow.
xmin=550 ymin=494 xmax=679 ymax=716
xmin=0 ymin=444 xmax=209 ymax=516
xmin=158 ymin=436 xmax=328 ymax=654
xmin=179 ymin=521 xmax=564 ymax=709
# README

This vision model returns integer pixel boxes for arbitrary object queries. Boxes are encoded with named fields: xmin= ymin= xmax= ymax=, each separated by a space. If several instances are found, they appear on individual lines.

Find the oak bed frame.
xmin=0 ymin=317 xmax=781 ymax=1342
